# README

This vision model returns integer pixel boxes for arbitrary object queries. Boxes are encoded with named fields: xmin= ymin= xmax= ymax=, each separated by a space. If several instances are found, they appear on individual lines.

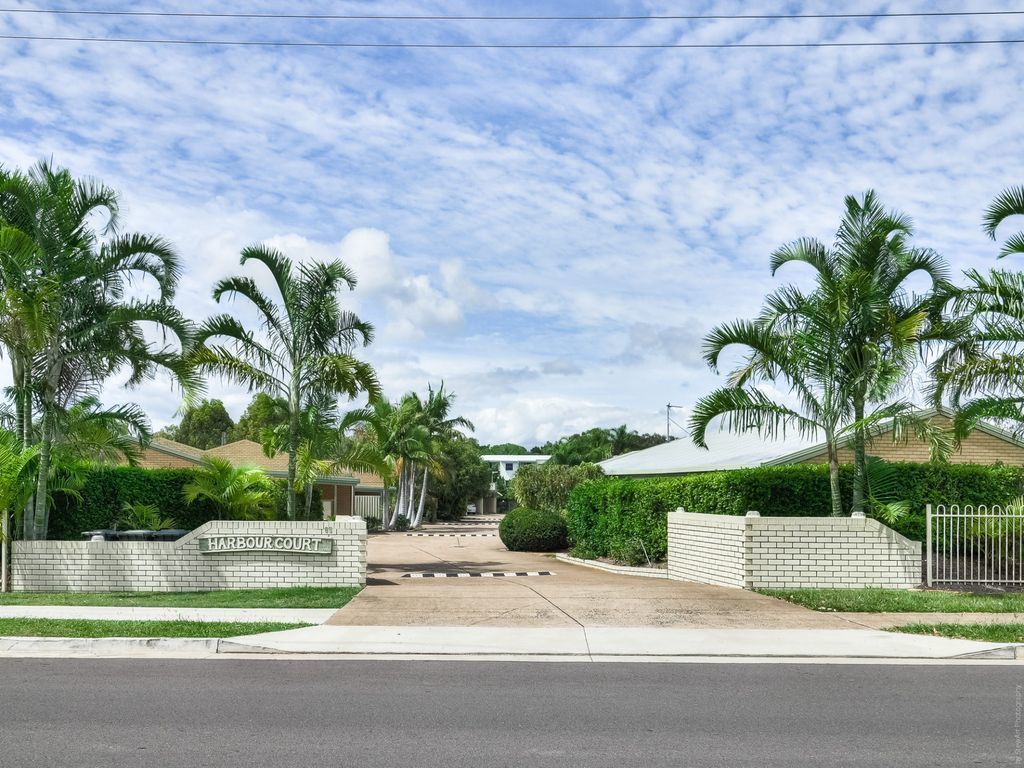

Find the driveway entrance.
xmin=329 ymin=517 xmax=854 ymax=629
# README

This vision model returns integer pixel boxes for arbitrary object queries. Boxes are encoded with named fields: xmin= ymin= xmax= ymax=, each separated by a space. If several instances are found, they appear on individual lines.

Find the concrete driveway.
xmin=329 ymin=517 xmax=855 ymax=630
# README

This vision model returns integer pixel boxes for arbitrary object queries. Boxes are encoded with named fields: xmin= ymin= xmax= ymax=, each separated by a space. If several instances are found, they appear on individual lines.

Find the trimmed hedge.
xmin=498 ymin=507 xmax=569 ymax=552
xmin=565 ymin=463 xmax=1024 ymax=561
xmin=48 ymin=466 xmax=322 ymax=540
xmin=509 ymin=462 xmax=604 ymax=514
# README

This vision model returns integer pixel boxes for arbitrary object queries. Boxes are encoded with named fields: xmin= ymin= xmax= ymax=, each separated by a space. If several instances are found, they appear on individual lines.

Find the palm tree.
xmin=354 ymin=396 xmax=433 ymax=529
xmin=931 ymin=187 xmax=1024 ymax=435
xmin=409 ymin=384 xmax=473 ymax=527
xmin=983 ymin=187 xmax=1024 ymax=259
xmin=0 ymin=224 xmax=46 ymax=450
xmin=193 ymin=245 xmax=381 ymax=519
xmin=0 ymin=161 xmax=193 ymax=539
xmin=259 ymin=392 xmax=388 ymax=520
xmin=767 ymin=191 xmax=950 ymax=514
xmin=183 ymin=457 xmax=275 ymax=520
xmin=690 ymin=294 xmax=853 ymax=516
xmin=0 ymin=429 xmax=40 ymax=591
xmin=691 ymin=246 xmax=946 ymax=517
xmin=50 ymin=395 xmax=150 ymax=467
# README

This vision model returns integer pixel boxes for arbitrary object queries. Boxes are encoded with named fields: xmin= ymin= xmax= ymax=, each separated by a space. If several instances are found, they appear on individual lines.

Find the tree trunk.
xmin=401 ymin=466 xmax=413 ymax=528
xmin=6 ymin=359 xmax=24 ymax=586
xmin=304 ymin=483 xmax=314 ymax=520
xmin=30 ymin=408 xmax=52 ymax=541
xmin=851 ymin=389 xmax=867 ymax=517
xmin=1 ymin=509 xmax=9 ymax=592
xmin=388 ymin=463 xmax=407 ymax=529
xmin=402 ymin=463 xmax=413 ymax=523
xmin=827 ymin=438 xmax=843 ymax=518
xmin=12 ymin=358 xmax=25 ymax=448
xmin=22 ymin=368 xmax=31 ymax=448
xmin=414 ymin=468 xmax=429 ymax=527
xmin=286 ymin=377 xmax=300 ymax=520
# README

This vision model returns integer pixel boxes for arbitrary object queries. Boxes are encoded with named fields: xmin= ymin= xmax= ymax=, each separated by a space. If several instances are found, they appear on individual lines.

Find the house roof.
xmin=598 ymin=406 xmax=1024 ymax=477
xmin=150 ymin=436 xmax=205 ymax=461
xmin=204 ymin=439 xmax=289 ymax=472
xmin=598 ymin=430 xmax=822 ymax=476
xmin=146 ymin=438 xmax=384 ymax=489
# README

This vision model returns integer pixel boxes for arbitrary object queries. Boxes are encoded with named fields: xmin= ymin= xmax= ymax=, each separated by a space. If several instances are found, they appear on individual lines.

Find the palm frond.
xmin=983 ymin=185 xmax=1024 ymax=245
xmin=688 ymin=386 xmax=821 ymax=449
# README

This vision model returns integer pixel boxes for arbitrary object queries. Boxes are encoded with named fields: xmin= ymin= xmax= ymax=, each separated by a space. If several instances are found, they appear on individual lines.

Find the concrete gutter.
xmin=0 ymin=636 xmax=221 ymax=657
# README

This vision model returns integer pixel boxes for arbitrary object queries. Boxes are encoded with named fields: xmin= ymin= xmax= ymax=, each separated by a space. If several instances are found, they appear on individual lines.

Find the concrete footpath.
xmin=0 ymin=606 xmax=334 ymax=624
xmin=218 ymin=624 xmax=1021 ymax=659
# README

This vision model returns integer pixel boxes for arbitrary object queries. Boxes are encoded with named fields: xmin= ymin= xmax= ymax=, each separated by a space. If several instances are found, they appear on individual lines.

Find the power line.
xmin=1 ymin=33 xmax=1022 ymax=49
xmin=3 ymin=8 xmax=1024 ymax=21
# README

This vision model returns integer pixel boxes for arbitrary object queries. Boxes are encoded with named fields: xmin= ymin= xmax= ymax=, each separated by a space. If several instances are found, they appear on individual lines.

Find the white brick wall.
xmin=667 ymin=513 xmax=746 ymax=587
xmin=667 ymin=510 xmax=921 ymax=590
xmin=11 ymin=518 xmax=366 ymax=592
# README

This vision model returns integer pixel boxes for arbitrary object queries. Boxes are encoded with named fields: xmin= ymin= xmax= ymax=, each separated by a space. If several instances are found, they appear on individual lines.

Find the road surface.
xmin=0 ymin=659 xmax=1017 ymax=767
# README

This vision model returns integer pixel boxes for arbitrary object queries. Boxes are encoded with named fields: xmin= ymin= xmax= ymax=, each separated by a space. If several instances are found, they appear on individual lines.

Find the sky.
xmin=2 ymin=1 xmax=1024 ymax=446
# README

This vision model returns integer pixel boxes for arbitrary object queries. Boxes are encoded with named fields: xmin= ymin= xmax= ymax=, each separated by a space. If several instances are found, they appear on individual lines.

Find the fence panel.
xmin=353 ymin=494 xmax=385 ymax=523
xmin=926 ymin=503 xmax=1024 ymax=586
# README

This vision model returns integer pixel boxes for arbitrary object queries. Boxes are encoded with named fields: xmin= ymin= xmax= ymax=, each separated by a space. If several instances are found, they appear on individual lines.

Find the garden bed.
xmin=554 ymin=553 xmax=667 ymax=578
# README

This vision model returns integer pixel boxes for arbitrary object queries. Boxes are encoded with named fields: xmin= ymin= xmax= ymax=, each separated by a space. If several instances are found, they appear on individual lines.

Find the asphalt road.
xmin=0 ymin=660 xmax=1018 ymax=767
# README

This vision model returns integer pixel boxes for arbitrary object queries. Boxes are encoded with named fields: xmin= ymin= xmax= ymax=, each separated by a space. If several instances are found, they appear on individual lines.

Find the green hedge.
xmin=498 ymin=507 xmax=569 ymax=552
xmin=48 ymin=466 xmax=322 ymax=540
xmin=565 ymin=463 xmax=1024 ymax=561
xmin=508 ymin=462 xmax=604 ymax=514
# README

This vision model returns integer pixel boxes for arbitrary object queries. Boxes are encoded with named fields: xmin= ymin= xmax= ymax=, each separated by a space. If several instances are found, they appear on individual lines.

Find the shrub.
xmin=509 ymin=462 xmax=604 ymax=514
xmin=361 ymin=516 xmax=382 ymax=532
xmin=498 ymin=507 xmax=568 ymax=552
xmin=565 ymin=462 xmax=1024 ymax=558
xmin=394 ymin=514 xmax=411 ymax=532
xmin=47 ymin=466 xmax=321 ymax=539
xmin=119 ymin=502 xmax=177 ymax=531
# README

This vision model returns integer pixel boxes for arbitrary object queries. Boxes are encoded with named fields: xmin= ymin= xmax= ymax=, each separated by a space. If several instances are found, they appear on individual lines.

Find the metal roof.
xmin=598 ymin=406 xmax=1024 ymax=476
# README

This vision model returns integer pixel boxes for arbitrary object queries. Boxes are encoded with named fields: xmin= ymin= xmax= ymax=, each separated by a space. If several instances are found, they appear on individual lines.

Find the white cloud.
xmin=3 ymin=2 xmax=1024 ymax=442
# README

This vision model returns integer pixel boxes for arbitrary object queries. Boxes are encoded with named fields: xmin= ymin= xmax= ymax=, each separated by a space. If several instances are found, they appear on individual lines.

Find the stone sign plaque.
xmin=198 ymin=535 xmax=333 ymax=554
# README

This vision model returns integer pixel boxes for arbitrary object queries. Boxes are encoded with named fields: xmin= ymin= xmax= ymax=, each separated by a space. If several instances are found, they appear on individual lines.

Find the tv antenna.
xmin=666 ymin=403 xmax=688 ymax=440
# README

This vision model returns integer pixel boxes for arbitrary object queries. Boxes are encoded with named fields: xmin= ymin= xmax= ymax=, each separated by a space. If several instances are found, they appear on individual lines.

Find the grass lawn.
xmin=0 ymin=586 xmax=361 ymax=609
xmin=0 ymin=618 xmax=310 ymax=638
xmin=892 ymin=623 xmax=1024 ymax=644
xmin=759 ymin=588 xmax=1024 ymax=613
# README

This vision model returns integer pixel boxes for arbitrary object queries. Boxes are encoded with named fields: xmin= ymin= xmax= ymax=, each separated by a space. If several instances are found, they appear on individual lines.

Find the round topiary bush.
xmin=498 ymin=507 xmax=568 ymax=552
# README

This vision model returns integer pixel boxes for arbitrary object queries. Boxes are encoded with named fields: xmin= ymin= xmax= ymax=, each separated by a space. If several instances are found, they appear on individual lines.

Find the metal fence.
xmin=354 ymin=494 xmax=385 ymax=524
xmin=926 ymin=503 xmax=1024 ymax=586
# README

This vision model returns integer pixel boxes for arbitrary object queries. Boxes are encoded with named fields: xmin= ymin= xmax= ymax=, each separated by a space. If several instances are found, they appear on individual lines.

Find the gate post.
xmin=925 ymin=503 xmax=932 ymax=587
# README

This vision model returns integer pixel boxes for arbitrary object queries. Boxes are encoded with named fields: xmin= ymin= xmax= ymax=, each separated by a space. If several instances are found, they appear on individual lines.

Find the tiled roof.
xmin=148 ymin=437 xmax=386 ymax=489
xmin=203 ymin=439 xmax=289 ymax=471
xmin=150 ymin=436 xmax=205 ymax=461
xmin=349 ymin=469 xmax=385 ymax=489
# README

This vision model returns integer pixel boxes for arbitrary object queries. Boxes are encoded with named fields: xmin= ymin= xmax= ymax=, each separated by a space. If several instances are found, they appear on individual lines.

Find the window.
xmin=505 ymin=462 xmax=514 ymax=472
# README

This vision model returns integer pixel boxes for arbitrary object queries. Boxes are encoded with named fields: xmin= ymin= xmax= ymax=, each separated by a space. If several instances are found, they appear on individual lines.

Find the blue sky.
xmin=2 ymin=1 xmax=1024 ymax=445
